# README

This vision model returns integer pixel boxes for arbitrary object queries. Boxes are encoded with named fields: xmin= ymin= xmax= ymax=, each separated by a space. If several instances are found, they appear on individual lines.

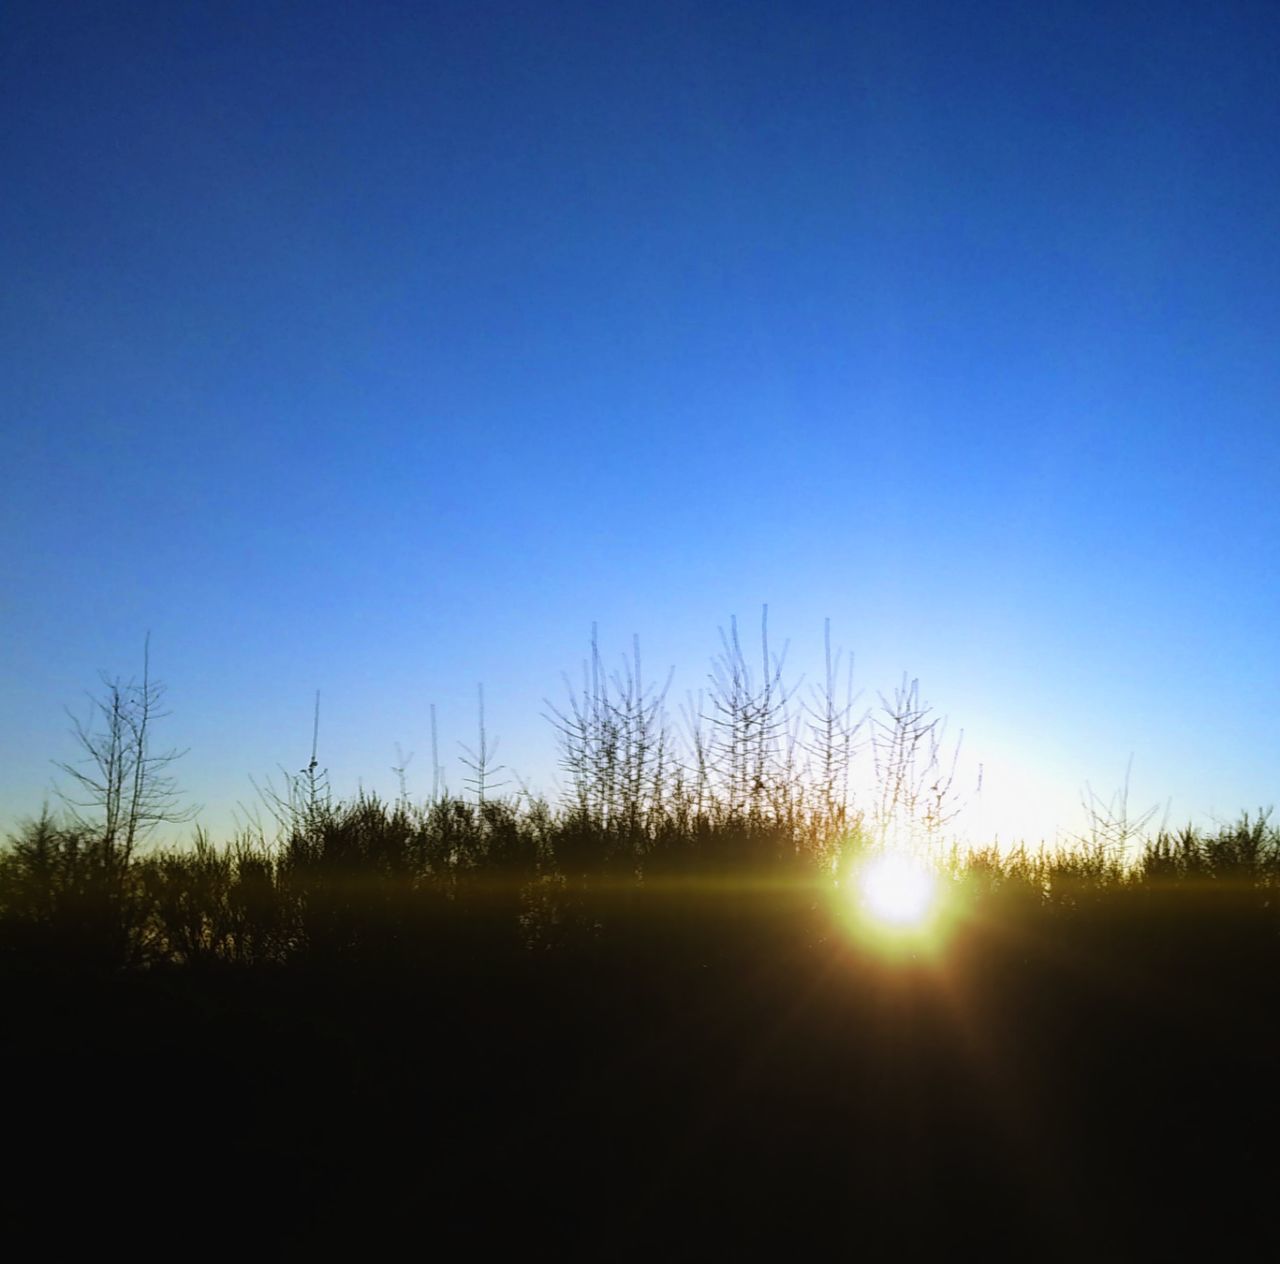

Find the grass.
xmin=6 ymin=793 xmax=1277 ymax=970
xmin=3 ymin=630 xmax=1278 ymax=1258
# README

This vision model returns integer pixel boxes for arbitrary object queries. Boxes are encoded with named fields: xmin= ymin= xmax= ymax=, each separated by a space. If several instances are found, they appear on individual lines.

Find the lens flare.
xmin=858 ymin=853 xmax=937 ymax=927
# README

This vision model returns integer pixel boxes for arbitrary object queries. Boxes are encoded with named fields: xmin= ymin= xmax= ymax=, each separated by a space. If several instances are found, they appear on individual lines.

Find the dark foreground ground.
xmin=6 ymin=887 xmax=1278 ymax=1260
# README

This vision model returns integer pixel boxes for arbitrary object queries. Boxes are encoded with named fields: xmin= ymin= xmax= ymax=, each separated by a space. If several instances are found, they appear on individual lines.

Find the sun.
xmin=857 ymin=853 xmax=937 ymax=927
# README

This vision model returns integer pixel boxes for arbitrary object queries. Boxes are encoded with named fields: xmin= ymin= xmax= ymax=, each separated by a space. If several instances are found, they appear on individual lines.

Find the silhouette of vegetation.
xmin=3 ymin=619 xmax=1278 ymax=1257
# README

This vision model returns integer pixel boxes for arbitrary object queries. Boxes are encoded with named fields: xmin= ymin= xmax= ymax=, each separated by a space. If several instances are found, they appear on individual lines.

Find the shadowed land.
xmin=3 ymin=621 xmax=1274 ymax=1255
xmin=3 ymin=797 xmax=1278 ymax=1259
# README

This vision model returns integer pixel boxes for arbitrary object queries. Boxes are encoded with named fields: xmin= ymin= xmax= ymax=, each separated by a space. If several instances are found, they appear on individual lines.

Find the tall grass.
xmin=5 ymin=621 xmax=1279 ymax=1257
xmin=4 ymin=612 xmax=1279 ymax=970
xmin=4 ymin=788 xmax=1277 ymax=972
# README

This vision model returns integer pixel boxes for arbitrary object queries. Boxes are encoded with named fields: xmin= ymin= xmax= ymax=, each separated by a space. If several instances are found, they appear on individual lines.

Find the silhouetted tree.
xmin=53 ymin=635 xmax=196 ymax=865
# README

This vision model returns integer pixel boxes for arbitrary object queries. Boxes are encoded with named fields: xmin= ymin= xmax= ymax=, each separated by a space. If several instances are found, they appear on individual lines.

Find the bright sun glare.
xmin=858 ymin=854 xmax=937 ymax=927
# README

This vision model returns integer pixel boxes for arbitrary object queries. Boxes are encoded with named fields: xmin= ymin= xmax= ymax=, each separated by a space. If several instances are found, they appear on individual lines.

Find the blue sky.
xmin=3 ymin=1 xmax=1278 ymax=844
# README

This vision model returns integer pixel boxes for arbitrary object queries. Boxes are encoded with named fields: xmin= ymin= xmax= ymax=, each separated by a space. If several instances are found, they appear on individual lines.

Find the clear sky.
xmin=3 ymin=1 xmax=1278 ymax=846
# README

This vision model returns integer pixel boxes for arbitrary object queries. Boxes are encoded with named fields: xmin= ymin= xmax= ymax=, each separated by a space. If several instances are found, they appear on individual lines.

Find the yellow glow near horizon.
xmin=857 ymin=853 xmax=938 ymax=928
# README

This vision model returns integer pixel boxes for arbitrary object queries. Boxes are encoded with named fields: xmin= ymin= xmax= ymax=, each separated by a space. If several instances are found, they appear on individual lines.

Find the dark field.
xmin=4 ymin=801 xmax=1278 ymax=1259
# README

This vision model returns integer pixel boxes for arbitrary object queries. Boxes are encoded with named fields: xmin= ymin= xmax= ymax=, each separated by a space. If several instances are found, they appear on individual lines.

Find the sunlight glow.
xmin=858 ymin=854 xmax=937 ymax=927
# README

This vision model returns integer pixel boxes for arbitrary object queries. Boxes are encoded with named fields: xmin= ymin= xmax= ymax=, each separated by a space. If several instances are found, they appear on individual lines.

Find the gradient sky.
xmin=4 ymin=1 xmax=1279 ymax=845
